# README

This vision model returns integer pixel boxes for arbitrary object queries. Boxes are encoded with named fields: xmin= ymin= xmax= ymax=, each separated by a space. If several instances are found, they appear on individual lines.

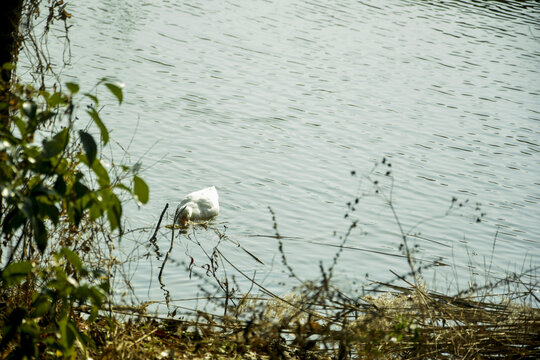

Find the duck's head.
xmin=177 ymin=205 xmax=192 ymax=227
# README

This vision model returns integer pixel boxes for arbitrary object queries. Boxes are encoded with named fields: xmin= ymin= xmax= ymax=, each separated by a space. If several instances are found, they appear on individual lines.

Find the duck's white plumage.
xmin=176 ymin=186 xmax=219 ymax=226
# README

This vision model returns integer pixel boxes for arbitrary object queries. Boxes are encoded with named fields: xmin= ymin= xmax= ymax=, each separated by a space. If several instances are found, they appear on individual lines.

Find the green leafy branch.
xmin=0 ymin=78 xmax=148 ymax=258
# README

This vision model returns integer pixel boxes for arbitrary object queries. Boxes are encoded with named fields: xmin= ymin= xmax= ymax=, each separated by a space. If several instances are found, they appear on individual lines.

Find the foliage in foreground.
xmin=0 ymin=69 xmax=149 ymax=358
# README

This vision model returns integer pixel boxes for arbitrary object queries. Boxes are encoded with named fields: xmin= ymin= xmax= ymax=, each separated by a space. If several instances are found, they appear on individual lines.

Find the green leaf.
xmin=73 ymin=181 xmax=90 ymax=198
xmin=71 ymin=207 xmax=83 ymax=227
xmin=60 ymin=247 xmax=83 ymax=273
xmin=84 ymin=93 xmax=99 ymax=106
xmin=79 ymin=130 xmax=97 ymax=165
xmin=39 ymin=201 xmax=60 ymax=225
xmin=42 ymin=127 xmax=69 ymax=158
xmin=74 ymin=284 xmax=92 ymax=301
xmin=65 ymin=322 xmax=79 ymax=350
xmin=58 ymin=316 xmax=68 ymax=348
xmin=115 ymin=183 xmax=131 ymax=192
xmin=92 ymin=158 xmax=110 ymax=187
xmin=2 ymin=209 xmax=25 ymax=234
xmin=2 ymin=261 xmax=33 ymax=286
xmin=31 ymin=295 xmax=52 ymax=318
xmin=88 ymin=202 xmax=104 ymax=221
xmin=66 ymin=82 xmax=80 ymax=95
xmin=90 ymin=285 xmax=107 ymax=304
xmin=133 ymin=175 xmax=149 ymax=204
xmin=32 ymin=184 xmax=57 ymax=198
xmin=106 ymin=193 xmax=122 ymax=232
xmin=76 ymin=193 xmax=93 ymax=211
xmin=105 ymin=82 xmax=124 ymax=104
xmin=87 ymin=108 xmax=109 ymax=145
xmin=1 ymin=307 xmax=28 ymax=346
xmin=15 ymin=116 xmax=27 ymax=137
xmin=86 ymin=286 xmax=106 ymax=322
xmin=21 ymin=196 xmax=36 ymax=218
xmin=37 ymin=109 xmax=55 ymax=124
xmin=32 ymin=218 xmax=48 ymax=253
xmin=2 ymin=62 xmax=15 ymax=71
xmin=22 ymin=101 xmax=37 ymax=120
xmin=54 ymin=175 xmax=67 ymax=195
xmin=48 ymin=92 xmax=64 ymax=107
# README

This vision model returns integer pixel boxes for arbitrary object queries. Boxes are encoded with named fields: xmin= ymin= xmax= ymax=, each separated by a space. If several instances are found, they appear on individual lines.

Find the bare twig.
xmin=158 ymin=204 xmax=175 ymax=284
xmin=149 ymin=203 xmax=169 ymax=260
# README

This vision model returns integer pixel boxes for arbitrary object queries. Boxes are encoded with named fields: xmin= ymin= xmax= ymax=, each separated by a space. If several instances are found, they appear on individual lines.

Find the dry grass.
xmin=75 ymin=275 xmax=539 ymax=360
xmin=345 ymin=284 xmax=540 ymax=359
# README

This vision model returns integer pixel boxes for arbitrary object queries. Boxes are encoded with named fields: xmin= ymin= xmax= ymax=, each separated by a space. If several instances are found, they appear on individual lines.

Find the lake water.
xmin=25 ymin=0 xmax=539 ymax=306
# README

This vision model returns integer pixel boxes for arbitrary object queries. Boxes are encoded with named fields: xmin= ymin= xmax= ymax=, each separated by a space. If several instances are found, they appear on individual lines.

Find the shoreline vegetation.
xmin=77 ymin=275 xmax=540 ymax=359
xmin=1 ymin=1 xmax=539 ymax=359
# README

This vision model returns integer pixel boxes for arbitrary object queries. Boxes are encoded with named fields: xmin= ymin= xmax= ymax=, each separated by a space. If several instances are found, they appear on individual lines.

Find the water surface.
xmin=30 ymin=0 xmax=540 ymax=304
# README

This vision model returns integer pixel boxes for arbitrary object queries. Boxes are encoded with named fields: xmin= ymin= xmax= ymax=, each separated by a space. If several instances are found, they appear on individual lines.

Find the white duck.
xmin=175 ymin=186 xmax=219 ymax=226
